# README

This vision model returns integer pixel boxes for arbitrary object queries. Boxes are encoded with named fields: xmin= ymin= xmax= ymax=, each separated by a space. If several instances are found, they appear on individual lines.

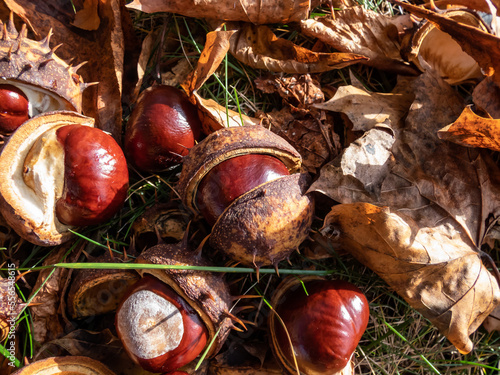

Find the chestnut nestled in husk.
xmin=116 ymin=234 xmax=237 ymax=372
xmin=0 ymin=84 xmax=30 ymax=133
xmin=0 ymin=16 xmax=90 ymax=120
xmin=124 ymin=85 xmax=203 ymax=172
xmin=178 ymin=125 xmax=314 ymax=269
xmin=0 ymin=111 xmax=129 ymax=246
xmin=268 ymin=276 xmax=369 ymax=375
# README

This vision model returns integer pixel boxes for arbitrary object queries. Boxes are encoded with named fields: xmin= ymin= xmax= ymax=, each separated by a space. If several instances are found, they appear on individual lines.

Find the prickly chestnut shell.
xmin=178 ymin=125 xmax=314 ymax=269
xmin=0 ymin=111 xmax=129 ymax=246
xmin=116 ymin=275 xmax=209 ymax=373
xmin=269 ymin=276 xmax=369 ymax=375
xmin=124 ymin=85 xmax=202 ymax=172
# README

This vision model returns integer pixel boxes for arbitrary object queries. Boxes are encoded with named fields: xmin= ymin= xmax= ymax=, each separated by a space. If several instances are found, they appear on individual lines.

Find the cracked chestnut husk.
xmin=177 ymin=125 xmax=314 ymax=270
xmin=268 ymin=276 xmax=369 ymax=375
xmin=67 ymin=255 xmax=140 ymax=319
xmin=115 ymin=232 xmax=240 ymax=373
xmin=0 ymin=111 xmax=129 ymax=246
xmin=12 ymin=356 xmax=116 ymax=375
xmin=0 ymin=15 xmax=90 ymax=136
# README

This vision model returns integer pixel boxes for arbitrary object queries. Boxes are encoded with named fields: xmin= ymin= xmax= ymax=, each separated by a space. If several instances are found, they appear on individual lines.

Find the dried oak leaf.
xmin=181 ymin=29 xmax=261 ymax=133
xmin=3 ymin=0 xmax=139 ymax=141
xmin=228 ymin=22 xmax=368 ymax=74
xmin=321 ymin=202 xmax=500 ymax=355
xmin=310 ymin=71 xmax=500 ymax=353
xmin=300 ymin=6 xmax=418 ymax=76
xmin=126 ymin=0 xmax=311 ymax=24
xmin=438 ymin=106 xmax=500 ymax=152
xmin=394 ymin=0 xmax=500 ymax=86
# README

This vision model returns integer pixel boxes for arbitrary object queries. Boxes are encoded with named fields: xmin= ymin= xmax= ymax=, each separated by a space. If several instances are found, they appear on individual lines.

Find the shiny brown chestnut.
xmin=0 ymin=84 xmax=29 ymax=133
xmin=196 ymin=153 xmax=290 ymax=226
xmin=178 ymin=125 xmax=314 ymax=270
xmin=116 ymin=275 xmax=208 ymax=373
xmin=269 ymin=276 xmax=369 ymax=375
xmin=124 ymin=85 xmax=202 ymax=172
xmin=0 ymin=111 xmax=129 ymax=246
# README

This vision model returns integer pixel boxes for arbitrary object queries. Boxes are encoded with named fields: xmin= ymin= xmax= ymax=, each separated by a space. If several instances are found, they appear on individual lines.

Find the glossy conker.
xmin=124 ymin=85 xmax=202 ymax=172
xmin=0 ymin=84 xmax=29 ymax=133
xmin=196 ymin=154 xmax=290 ymax=225
xmin=116 ymin=275 xmax=209 ymax=373
xmin=52 ymin=124 xmax=129 ymax=226
xmin=269 ymin=277 xmax=369 ymax=375
xmin=0 ymin=112 xmax=129 ymax=246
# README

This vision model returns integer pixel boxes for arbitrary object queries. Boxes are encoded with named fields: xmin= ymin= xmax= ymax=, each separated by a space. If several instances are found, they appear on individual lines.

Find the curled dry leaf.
xmin=228 ymin=23 xmax=368 ymax=74
xmin=300 ymin=7 xmax=418 ymax=76
xmin=181 ymin=29 xmax=261 ymax=133
xmin=394 ymin=0 xmax=500 ymax=86
xmin=321 ymin=202 xmax=500 ymax=355
xmin=127 ymin=0 xmax=311 ymax=24
xmin=310 ymin=71 xmax=500 ymax=352
xmin=401 ymin=6 xmax=487 ymax=85
xmin=438 ymin=106 xmax=500 ymax=151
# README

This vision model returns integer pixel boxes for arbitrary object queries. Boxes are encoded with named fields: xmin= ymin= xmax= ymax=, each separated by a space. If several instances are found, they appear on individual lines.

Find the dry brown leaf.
xmin=310 ymin=71 xmax=500 ymax=352
xmin=181 ymin=29 xmax=260 ymax=133
xmin=472 ymin=76 xmax=500 ymax=118
xmin=3 ymin=0 xmax=139 ymax=141
xmin=321 ymin=202 xmax=500 ymax=354
xmin=438 ymin=106 xmax=500 ymax=151
xmin=126 ymin=0 xmax=311 ymax=24
xmin=394 ymin=0 xmax=500 ymax=86
xmin=228 ymin=22 xmax=368 ymax=74
xmin=300 ymin=7 xmax=418 ymax=76
xmin=314 ymin=74 xmax=415 ymax=132
xmin=72 ymin=0 xmax=100 ymax=31
xmin=29 ymin=243 xmax=81 ymax=344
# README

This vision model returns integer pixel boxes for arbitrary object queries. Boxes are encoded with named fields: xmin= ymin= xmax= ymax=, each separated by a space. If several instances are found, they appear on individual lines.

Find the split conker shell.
xmin=0 ymin=17 xmax=87 ymax=115
xmin=67 ymin=266 xmax=140 ymax=319
xmin=11 ymin=356 xmax=116 ymax=375
xmin=0 ymin=111 xmax=128 ymax=246
xmin=269 ymin=276 xmax=369 ymax=375
xmin=178 ymin=125 xmax=313 ymax=268
xmin=136 ymin=239 xmax=234 ymax=359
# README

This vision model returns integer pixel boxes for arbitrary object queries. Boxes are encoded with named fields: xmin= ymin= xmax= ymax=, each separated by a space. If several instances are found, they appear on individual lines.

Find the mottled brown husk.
xmin=137 ymin=242 xmax=233 ymax=357
xmin=209 ymin=173 xmax=314 ymax=268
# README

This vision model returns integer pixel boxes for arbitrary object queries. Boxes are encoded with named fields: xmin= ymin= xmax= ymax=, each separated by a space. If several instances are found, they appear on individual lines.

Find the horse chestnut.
xmin=0 ymin=111 xmax=129 ymax=245
xmin=196 ymin=154 xmax=290 ymax=226
xmin=178 ymin=125 xmax=314 ymax=269
xmin=116 ymin=275 xmax=208 ymax=373
xmin=269 ymin=277 xmax=370 ymax=374
xmin=0 ymin=84 xmax=29 ymax=133
xmin=124 ymin=85 xmax=202 ymax=172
